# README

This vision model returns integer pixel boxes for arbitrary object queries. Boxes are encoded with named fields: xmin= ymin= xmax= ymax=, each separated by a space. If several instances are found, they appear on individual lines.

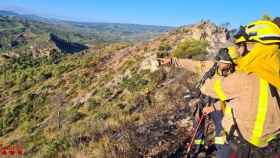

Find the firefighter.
xmin=158 ymin=46 xmax=240 ymax=157
xmin=202 ymin=20 xmax=280 ymax=158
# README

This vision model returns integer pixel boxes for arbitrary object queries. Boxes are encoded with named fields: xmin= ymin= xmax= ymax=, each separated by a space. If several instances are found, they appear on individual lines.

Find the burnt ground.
xmin=99 ymin=102 xmax=216 ymax=158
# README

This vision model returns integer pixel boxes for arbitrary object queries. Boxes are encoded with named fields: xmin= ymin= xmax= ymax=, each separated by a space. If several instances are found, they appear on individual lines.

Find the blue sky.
xmin=0 ymin=0 xmax=279 ymax=27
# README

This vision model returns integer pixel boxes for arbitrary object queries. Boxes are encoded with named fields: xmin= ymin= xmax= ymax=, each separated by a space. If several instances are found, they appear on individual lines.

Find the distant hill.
xmin=0 ymin=10 xmax=173 ymax=57
xmin=0 ymin=10 xmax=19 ymax=16
xmin=0 ymin=10 xmax=172 ymax=42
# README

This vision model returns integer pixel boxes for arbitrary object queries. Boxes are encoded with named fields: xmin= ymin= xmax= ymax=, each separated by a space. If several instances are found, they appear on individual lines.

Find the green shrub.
xmin=173 ymin=38 xmax=209 ymax=59
xmin=158 ymin=42 xmax=171 ymax=51
xmin=40 ymin=71 xmax=53 ymax=81
xmin=39 ymin=138 xmax=71 ymax=158
xmin=20 ymin=119 xmax=36 ymax=134
xmin=156 ymin=51 xmax=170 ymax=58
xmin=87 ymin=98 xmax=101 ymax=111
xmin=77 ymin=75 xmax=91 ymax=88
xmin=262 ymin=14 xmax=273 ymax=21
xmin=157 ymin=42 xmax=172 ymax=58
xmin=54 ymin=64 xmax=69 ymax=76
xmin=120 ymin=72 xmax=149 ymax=92
xmin=94 ymin=111 xmax=110 ymax=120
xmin=0 ymin=103 xmax=25 ymax=135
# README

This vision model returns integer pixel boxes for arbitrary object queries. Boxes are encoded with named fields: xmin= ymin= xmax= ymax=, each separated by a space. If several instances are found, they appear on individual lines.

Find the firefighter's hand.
xmin=157 ymin=58 xmax=171 ymax=66
xmin=188 ymin=98 xmax=200 ymax=107
xmin=203 ymin=106 xmax=215 ymax=114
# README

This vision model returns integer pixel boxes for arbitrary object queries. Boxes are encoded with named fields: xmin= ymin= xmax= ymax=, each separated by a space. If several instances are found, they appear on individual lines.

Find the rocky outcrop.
xmin=140 ymin=54 xmax=160 ymax=72
xmin=49 ymin=33 xmax=89 ymax=54
xmin=139 ymin=20 xmax=230 ymax=72
xmin=179 ymin=20 xmax=231 ymax=56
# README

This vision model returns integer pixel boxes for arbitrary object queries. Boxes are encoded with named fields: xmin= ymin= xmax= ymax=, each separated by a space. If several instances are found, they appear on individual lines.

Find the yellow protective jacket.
xmin=202 ymin=72 xmax=280 ymax=147
xmin=202 ymin=43 xmax=280 ymax=147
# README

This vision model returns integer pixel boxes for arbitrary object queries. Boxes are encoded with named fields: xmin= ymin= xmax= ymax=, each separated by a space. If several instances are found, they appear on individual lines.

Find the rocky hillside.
xmin=0 ymin=20 xmax=229 ymax=158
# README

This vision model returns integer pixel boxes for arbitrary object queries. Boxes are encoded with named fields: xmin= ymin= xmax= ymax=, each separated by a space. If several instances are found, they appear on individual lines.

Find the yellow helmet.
xmin=227 ymin=46 xmax=240 ymax=61
xmin=234 ymin=36 xmax=246 ymax=44
xmin=234 ymin=20 xmax=280 ymax=44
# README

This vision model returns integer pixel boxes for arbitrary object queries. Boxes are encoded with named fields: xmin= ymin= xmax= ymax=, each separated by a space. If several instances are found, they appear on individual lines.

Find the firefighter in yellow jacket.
xmin=201 ymin=20 xmax=280 ymax=157
xmin=158 ymin=46 xmax=240 ymax=157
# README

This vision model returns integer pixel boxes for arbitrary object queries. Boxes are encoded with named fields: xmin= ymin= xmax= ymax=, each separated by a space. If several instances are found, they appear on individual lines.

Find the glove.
xmin=184 ymin=88 xmax=201 ymax=100
xmin=202 ymin=106 xmax=215 ymax=115
xmin=157 ymin=58 xmax=171 ymax=66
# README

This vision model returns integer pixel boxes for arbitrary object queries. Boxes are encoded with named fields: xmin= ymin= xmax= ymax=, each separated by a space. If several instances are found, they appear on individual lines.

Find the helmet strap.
xmin=229 ymin=64 xmax=235 ymax=73
xmin=243 ymin=43 xmax=250 ymax=56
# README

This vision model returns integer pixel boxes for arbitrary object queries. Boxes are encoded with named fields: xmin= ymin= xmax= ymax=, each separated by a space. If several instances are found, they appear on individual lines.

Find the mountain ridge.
xmin=0 ymin=10 xmax=173 ymax=29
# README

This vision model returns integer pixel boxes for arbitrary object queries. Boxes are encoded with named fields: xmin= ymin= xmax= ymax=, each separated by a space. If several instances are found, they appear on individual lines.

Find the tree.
xmin=262 ymin=14 xmax=273 ymax=21
xmin=173 ymin=38 xmax=209 ymax=59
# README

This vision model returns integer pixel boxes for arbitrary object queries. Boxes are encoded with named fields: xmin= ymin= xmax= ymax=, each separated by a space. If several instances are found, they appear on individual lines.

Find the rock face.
xmin=179 ymin=20 xmax=231 ymax=56
xmin=140 ymin=54 xmax=160 ymax=72
xmin=49 ymin=33 xmax=89 ymax=54
xmin=139 ymin=20 xmax=230 ymax=71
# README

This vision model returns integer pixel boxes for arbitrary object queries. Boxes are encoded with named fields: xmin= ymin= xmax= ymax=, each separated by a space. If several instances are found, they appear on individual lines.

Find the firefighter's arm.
xmin=158 ymin=57 xmax=213 ymax=74
xmin=200 ymin=74 xmax=238 ymax=97
xmin=200 ymin=77 xmax=218 ymax=98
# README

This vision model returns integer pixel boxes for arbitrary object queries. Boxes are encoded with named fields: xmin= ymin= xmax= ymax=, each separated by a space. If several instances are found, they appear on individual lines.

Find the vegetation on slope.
xmin=0 ymin=18 xmax=229 ymax=158
xmin=0 ymin=40 xmax=196 ymax=158
xmin=173 ymin=38 xmax=209 ymax=59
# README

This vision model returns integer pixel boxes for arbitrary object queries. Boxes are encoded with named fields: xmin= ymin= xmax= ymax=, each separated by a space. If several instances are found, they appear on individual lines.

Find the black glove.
xmin=184 ymin=88 xmax=201 ymax=100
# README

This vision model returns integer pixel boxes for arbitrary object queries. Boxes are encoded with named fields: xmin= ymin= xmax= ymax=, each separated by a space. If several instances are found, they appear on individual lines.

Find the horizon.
xmin=0 ymin=9 xmax=176 ymax=27
xmin=0 ymin=1 xmax=279 ymax=28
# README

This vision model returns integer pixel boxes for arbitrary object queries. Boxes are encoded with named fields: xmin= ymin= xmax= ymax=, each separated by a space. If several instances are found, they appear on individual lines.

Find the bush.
xmin=39 ymin=138 xmax=71 ymax=158
xmin=158 ymin=42 xmax=171 ymax=52
xmin=262 ymin=14 xmax=272 ymax=21
xmin=173 ymin=38 xmax=209 ymax=59
xmin=157 ymin=42 xmax=172 ymax=58
xmin=40 ymin=72 xmax=52 ymax=81
xmin=120 ymin=72 xmax=149 ymax=92
xmin=157 ymin=51 xmax=169 ymax=58
xmin=87 ymin=98 xmax=101 ymax=111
